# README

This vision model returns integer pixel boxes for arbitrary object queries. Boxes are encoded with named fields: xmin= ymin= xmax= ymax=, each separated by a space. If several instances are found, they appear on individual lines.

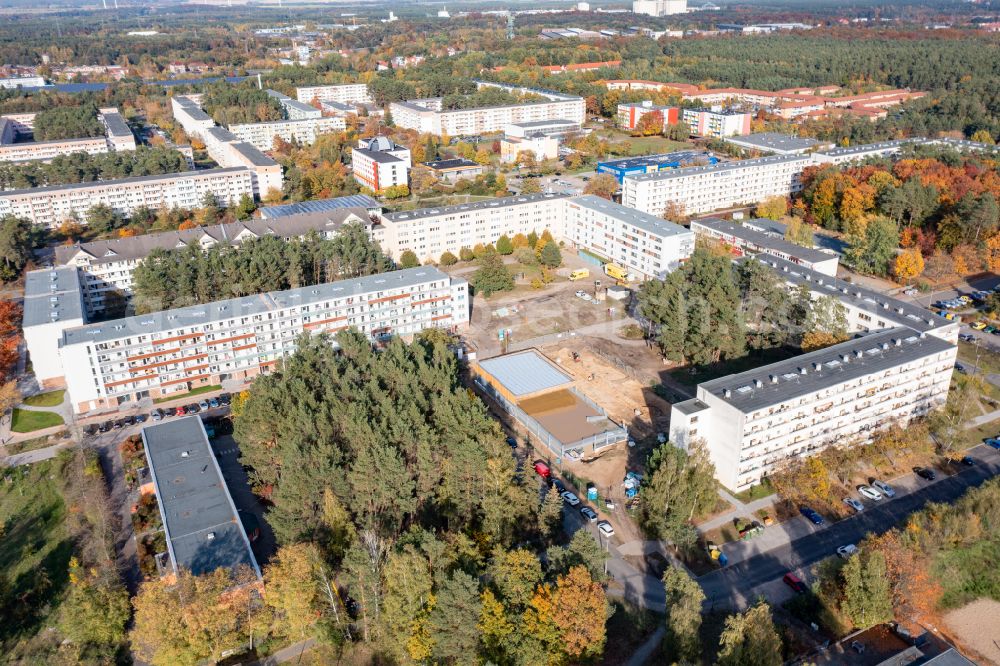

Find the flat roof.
xmin=424 ymin=158 xmax=481 ymax=170
xmin=815 ymin=139 xmax=913 ymax=158
xmin=259 ymin=194 xmax=380 ymax=219
xmin=753 ymin=253 xmax=949 ymax=334
xmin=569 ymin=194 xmax=692 ymax=239
xmin=477 ymin=350 xmax=573 ymax=398
xmin=23 ymin=266 xmax=84 ymax=327
xmin=385 ymin=192 xmax=570 ymax=224
xmin=100 ymin=110 xmax=133 ymax=138
xmin=206 ymin=126 xmax=238 ymax=143
xmin=673 ymin=398 xmax=711 ymax=415
xmin=0 ymin=167 xmax=245 ymax=197
xmin=142 ymin=417 xmax=260 ymax=578
xmin=174 ymin=98 xmax=212 ymax=122
xmin=61 ymin=266 xmax=454 ymax=346
xmin=597 ymin=150 xmax=716 ymax=171
xmin=282 ymin=99 xmax=320 ymax=115
xmin=692 ymin=218 xmax=833 ymax=264
xmin=230 ymin=141 xmax=277 ymax=167
xmin=352 ymin=147 xmax=404 ymax=164
xmin=723 ymin=132 xmax=821 ymax=152
xmin=699 ymin=327 xmax=954 ymax=413
xmin=508 ymin=119 xmax=579 ymax=129
xmin=625 ymin=154 xmax=811 ymax=183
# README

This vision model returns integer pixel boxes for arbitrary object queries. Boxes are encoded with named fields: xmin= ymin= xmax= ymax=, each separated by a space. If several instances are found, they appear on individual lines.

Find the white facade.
xmin=0 ymin=168 xmax=255 ymax=228
xmin=229 ymin=116 xmax=346 ymax=150
xmin=22 ymin=267 xmax=86 ymax=388
xmin=500 ymin=135 xmax=559 ymax=163
xmin=633 ymin=0 xmax=687 ymax=16
xmin=690 ymin=218 xmax=840 ymax=276
xmin=351 ymin=137 xmax=411 ymax=192
xmin=623 ymin=155 xmax=812 ymax=216
xmin=0 ymin=76 xmax=47 ymax=89
xmin=682 ymin=108 xmax=752 ymax=138
xmin=296 ymin=84 xmax=373 ymax=105
xmin=0 ymin=108 xmax=135 ymax=163
xmin=45 ymin=267 xmax=469 ymax=413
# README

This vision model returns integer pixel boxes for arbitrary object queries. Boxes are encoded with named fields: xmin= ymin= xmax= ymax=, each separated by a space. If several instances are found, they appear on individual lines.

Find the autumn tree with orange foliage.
xmin=551 ymin=566 xmax=608 ymax=660
xmin=892 ymin=248 xmax=924 ymax=282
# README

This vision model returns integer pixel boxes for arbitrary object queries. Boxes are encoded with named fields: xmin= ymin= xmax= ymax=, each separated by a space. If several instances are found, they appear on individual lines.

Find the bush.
xmin=539 ymin=241 xmax=562 ymax=268
xmin=496 ymin=235 xmax=514 ymax=255
xmin=399 ymin=250 xmax=420 ymax=269
xmin=440 ymin=251 xmax=458 ymax=266
xmin=471 ymin=253 xmax=515 ymax=297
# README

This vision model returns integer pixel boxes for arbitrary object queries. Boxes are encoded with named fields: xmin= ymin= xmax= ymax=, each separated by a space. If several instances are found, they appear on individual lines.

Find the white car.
xmin=903 ymin=287 xmax=918 ymax=296
xmin=843 ymin=497 xmax=864 ymax=513
xmin=597 ymin=520 xmax=614 ymax=537
xmin=837 ymin=544 xmax=860 ymax=559
xmin=561 ymin=491 xmax=580 ymax=506
xmin=575 ymin=290 xmax=587 ymax=299
xmin=872 ymin=480 xmax=896 ymax=498
xmin=857 ymin=484 xmax=883 ymax=501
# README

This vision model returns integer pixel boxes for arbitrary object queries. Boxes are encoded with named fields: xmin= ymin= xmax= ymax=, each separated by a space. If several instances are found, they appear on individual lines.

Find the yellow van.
xmin=604 ymin=264 xmax=628 ymax=281
xmin=569 ymin=269 xmax=590 ymax=281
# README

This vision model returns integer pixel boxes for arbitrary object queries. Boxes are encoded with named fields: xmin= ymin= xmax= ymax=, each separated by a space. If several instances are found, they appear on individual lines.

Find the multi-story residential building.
xmin=617 ymin=101 xmax=679 ymax=130
xmin=623 ymin=154 xmax=811 ymax=216
xmin=54 ymin=206 xmax=373 ymax=316
xmin=295 ymin=83 xmax=373 ymax=105
xmin=604 ymin=80 xmax=700 ymax=95
xmin=23 ymin=267 xmax=87 ymax=389
xmin=633 ymin=0 xmax=687 ymax=16
xmin=504 ymin=119 xmax=583 ymax=139
xmin=0 ymin=107 xmax=135 ymax=163
xmin=264 ymin=89 xmax=322 ymax=120
xmin=0 ymin=75 xmax=47 ymax=89
xmin=229 ymin=116 xmax=345 ymax=151
xmin=722 ymin=132 xmax=828 ymax=156
xmin=500 ymin=134 xmax=559 ymax=163
xmin=670 ymin=327 xmax=955 ymax=490
xmin=25 ymin=266 xmax=469 ymax=413
xmin=682 ymin=107 xmax=753 ymax=138
xmin=391 ymin=82 xmax=586 ymax=136
xmin=596 ymin=150 xmax=717 ymax=184
xmin=690 ymin=217 xmax=839 ymax=276
xmin=0 ymin=167 xmax=255 ymax=228
xmin=351 ymin=136 xmax=411 ymax=191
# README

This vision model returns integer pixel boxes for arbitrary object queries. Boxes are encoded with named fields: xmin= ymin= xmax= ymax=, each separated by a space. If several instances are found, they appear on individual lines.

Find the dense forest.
xmin=129 ymin=225 xmax=392 ymax=313
xmin=32 ymin=102 xmax=104 ymax=141
xmin=0 ymin=145 xmax=189 ymax=191
xmin=198 ymin=82 xmax=284 ymax=126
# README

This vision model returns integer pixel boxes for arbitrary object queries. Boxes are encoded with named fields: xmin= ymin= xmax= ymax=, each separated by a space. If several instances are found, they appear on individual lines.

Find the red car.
xmin=783 ymin=572 xmax=808 ymax=594
xmin=175 ymin=405 xmax=187 ymax=416
xmin=533 ymin=461 xmax=551 ymax=479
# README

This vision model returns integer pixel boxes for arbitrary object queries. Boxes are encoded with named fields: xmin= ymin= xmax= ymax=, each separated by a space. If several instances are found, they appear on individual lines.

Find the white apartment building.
xmin=229 ymin=116 xmax=345 ymax=150
xmin=0 ymin=167 xmax=255 ymax=228
xmin=54 ymin=206 xmax=372 ymax=316
xmin=264 ymin=89 xmax=322 ymax=120
xmin=0 ymin=75 xmax=47 ymax=89
xmin=295 ymin=83 xmax=373 ymax=105
xmin=500 ymin=134 xmax=559 ymax=163
xmin=391 ymin=82 xmax=586 ymax=136
xmin=27 ymin=266 xmax=468 ymax=413
xmin=623 ymin=154 xmax=812 ymax=216
xmin=0 ymin=107 xmax=136 ymax=163
xmin=351 ymin=137 xmax=411 ymax=191
xmin=22 ymin=267 xmax=87 ymax=389
xmin=691 ymin=218 xmax=840 ymax=276
xmin=682 ymin=108 xmax=753 ymax=138
xmin=633 ymin=0 xmax=687 ymax=16
xmin=670 ymin=328 xmax=955 ymax=490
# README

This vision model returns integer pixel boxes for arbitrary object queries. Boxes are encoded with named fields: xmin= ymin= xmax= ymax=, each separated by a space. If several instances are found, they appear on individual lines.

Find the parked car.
xmin=219 ymin=393 xmax=232 ymax=405
xmin=597 ymin=520 xmax=614 ymax=537
xmin=208 ymin=397 xmax=220 ymax=409
xmin=98 ymin=421 xmax=112 ymax=433
xmin=83 ymin=424 xmax=98 ymax=436
xmin=782 ymin=572 xmax=808 ymax=594
xmin=551 ymin=478 xmax=567 ymax=493
xmin=506 ymin=435 xmax=517 ymax=449
xmin=113 ymin=419 xmax=124 ymax=430
xmin=914 ymin=467 xmax=936 ymax=481
xmin=187 ymin=403 xmax=200 ymax=413
xmin=575 ymin=290 xmax=588 ymax=299
xmin=151 ymin=409 xmax=163 ymax=422
xmin=857 ymin=484 xmax=883 ymax=501
xmin=123 ymin=415 xmax=135 ymax=426
xmin=837 ymin=544 xmax=860 ymax=559
xmin=135 ymin=414 xmax=148 ymax=424
xmin=843 ymin=497 xmax=864 ymax=513
xmin=971 ymin=321 xmax=988 ymax=330
xmin=872 ymin=480 xmax=896 ymax=497
xmin=175 ymin=405 xmax=187 ymax=416
xmin=198 ymin=400 xmax=209 ymax=411
xmin=902 ymin=287 xmax=918 ymax=296
xmin=800 ymin=506 xmax=824 ymax=525
xmin=985 ymin=438 xmax=1000 ymax=451
xmin=959 ymin=333 xmax=976 ymax=342
xmin=960 ymin=455 xmax=976 ymax=466
xmin=955 ymin=363 xmax=968 ymax=375
xmin=165 ymin=407 xmax=177 ymax=417
xmin=533 ymin=461 xmax=551 ymax=479
xmin=561 ymin=491 xmax=581 ymax=506
xmin=580 ymin=506 xmax=598 ymax=522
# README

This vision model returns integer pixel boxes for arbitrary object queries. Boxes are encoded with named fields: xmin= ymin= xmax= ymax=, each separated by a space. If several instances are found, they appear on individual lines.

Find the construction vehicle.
xmin=569 ymin=268 xmax=590 ymax=281
xmin=603 ymin=263 xmax=628 ymax=281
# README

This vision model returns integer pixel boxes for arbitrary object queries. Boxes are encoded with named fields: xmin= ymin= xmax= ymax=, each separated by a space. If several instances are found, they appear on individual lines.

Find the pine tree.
xmin=662 ymin=566 xmax=705 ymax=662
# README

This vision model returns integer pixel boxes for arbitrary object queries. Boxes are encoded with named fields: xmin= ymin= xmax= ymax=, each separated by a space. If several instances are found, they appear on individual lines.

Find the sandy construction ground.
xmin=944 ymin=598 xmax=1000 ymax=664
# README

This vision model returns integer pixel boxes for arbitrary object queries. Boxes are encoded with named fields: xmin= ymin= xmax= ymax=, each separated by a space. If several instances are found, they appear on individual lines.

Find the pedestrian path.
xmin=697 ymin=486 xmax=777 ymax=532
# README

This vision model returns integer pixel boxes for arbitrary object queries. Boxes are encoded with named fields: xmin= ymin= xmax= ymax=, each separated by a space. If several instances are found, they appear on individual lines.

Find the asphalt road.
xmin=698 ymin=445 xmax=1000 ymax=610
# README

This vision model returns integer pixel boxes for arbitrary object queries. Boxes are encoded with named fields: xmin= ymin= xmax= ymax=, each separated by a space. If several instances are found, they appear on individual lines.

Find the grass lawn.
xmin=958 ymin=340 xmax=1000 ymax=376
xmin=10 ymin=409 xmax=64 ymax=433
xmin=22 ymin=390 xmax=65 ymax=408
xmin=0 ymin=460 xmax=72 ymax=649
xmin=4 ymin=430 xmax=69 ymax=456
xmin=731 ymin=478 xmax=777 ymax=503
xmin=618 ymin=135 xmax=695 ymax=156
xmin=154 ymin=384 xmax=222 ymax=404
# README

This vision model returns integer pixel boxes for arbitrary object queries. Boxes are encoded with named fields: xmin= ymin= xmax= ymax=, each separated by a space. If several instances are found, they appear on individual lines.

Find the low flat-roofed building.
xmin=142 ymin=416 xmax=261 ymax=579
xmin=423 ymin=158 xmax=485 ymax=183
xmin=500 ymin=134 xmax=559 ymax=163
xmin=505 ymin=119 xmax=583 ymax=139
xmin=722 ymin=132 xmax=829 ymax=155
xmin=259 ymin=194 xmax=381 ymax=219
xmin=691 ymin=217 xmax=839 ymax=276
xmin=471 ymin=349 xmax=627 ymax=457
xmin=596 ymin=150 xmax=718 ymax=184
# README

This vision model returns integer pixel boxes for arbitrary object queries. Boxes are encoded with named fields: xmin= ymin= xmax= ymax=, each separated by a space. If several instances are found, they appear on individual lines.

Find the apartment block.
xmin=682 ymin=107 xmax=753 ymax=138
xmin=391 ymin=81 xmax=586 ymax=136
xmin=22 ymin=267 xmax=86 ymax=389
xmin=229 ymin=116 xmax=345 ymax=150
xmin=263 ymin=89 xmax=322 ymax=120
xmin=632 ymin=0 xmax=687 ymax=16
xmin=54 ymin=206 xmax=372 ymax=316
xmin=690 ymin=218 xmax=839 ymax=276
xmin=27 ymin=266 xmax=468 ymax=413
xmin=295 ymin=83 xmax=373 ymax=105
xmin=500 ymin=134 xmax=559 ymax=163
xmin=0 ymin=107 xmax=135 ymax=163
xmin=617 ymin=101 xmax=679 ymax=131
xmin=351 ymin=137 xmax=411 ymax=191
xmin=623 ymin=154 xmax=811 ymax=216
xmin=670 ymin=328 xmax=955 ymax=490
xmin=0 ymin=167 xmax=255 ymax=228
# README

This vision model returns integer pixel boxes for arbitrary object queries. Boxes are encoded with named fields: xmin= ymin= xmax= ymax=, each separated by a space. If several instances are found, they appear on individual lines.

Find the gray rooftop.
xmin=692 ymin=218 xmax=833 ymax=265
xmin=100 ymin=110 xmax=133 ymax=138
xmin=424 ymin=158 xmax=481 ymax=170
xmin=699 ymin=327 xmax=954 ymax=413
xmin=753 ymin=253 xmax=950 ymax=335
xmin=477 ymin=350 xmax=573 ymax=397
xmin=0 ymin=167 xmax=244 ymax=197
xmin=625 ymin=154 xmax=811 ymax=183
xmin=508 ymin=119 xmax=580 ymax=129
xmin=385 ymin=192 xmax=570 ymax=224
xmin=61 ymin=266 xmax=455 ymax=346
xmin=230 ymin=141 xmax=277 ymax=167
xmin=352 ymin=147 xmax=405 ymax=165
xmin=174 ymin=97 xmax=212 ymax=122
xmin=206 ymin=126 xmax=238 ymax=143
xmin=673 ymin=398 xmax=710 ymax=416
xmin=723 ymin=132 xmax=821 ymax=153
xmin=815 ymin=139 xmax=913 ymax=158
xmin=260 ymin=194 xmax=380 ymax=219
xmin=23 ymin=266 xmax=85 ymax=328
xmin=55 ymin=207 xmax=369 ymax=266
xmin=141 ymin=417 xmax=260 ymax=578
xmin=570 ymin=194 xmax=692 ymax=239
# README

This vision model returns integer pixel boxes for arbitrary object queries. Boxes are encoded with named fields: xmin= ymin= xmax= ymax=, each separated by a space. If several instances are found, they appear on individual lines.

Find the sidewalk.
xmin=697 ymin=487 xmax=777 ymax=532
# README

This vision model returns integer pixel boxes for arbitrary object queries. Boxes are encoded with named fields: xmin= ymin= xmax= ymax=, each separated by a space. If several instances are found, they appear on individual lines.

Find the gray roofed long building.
xmin=259 ymin=194 xmax=381 ymax=219
xmin=691 ymin=217 xmax=839 ymax=275
xmin=142 ymin=416 xmax=261 ymax=578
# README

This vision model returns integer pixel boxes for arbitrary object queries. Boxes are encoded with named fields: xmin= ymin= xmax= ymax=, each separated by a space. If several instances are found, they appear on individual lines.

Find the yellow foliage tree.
xmin=892 ymin=249 xmax=924 ymax=282
xmin=986 ymin=232 xmax=1000 ymax=274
